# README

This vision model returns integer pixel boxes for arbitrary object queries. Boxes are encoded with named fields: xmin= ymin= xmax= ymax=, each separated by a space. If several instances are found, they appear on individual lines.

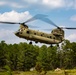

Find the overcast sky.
xmin=0 ymin=0 xmax=76 ymax=44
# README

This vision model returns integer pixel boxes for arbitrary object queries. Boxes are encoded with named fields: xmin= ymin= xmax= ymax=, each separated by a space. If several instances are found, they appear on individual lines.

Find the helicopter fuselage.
xmin=15 ymin=25 xmax=64 ymax=44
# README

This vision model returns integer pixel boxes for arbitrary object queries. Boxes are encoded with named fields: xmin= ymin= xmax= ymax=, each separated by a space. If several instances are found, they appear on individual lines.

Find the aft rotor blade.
xmin=24 ymin=14 xmax=48 ymax=23
xmin=0 ymin=21 xmax=20 ymax=24
xmin=61 ymin=27 xmax=76 ymax=29
xmin=38 ymin=17 xmax=60 ymax=28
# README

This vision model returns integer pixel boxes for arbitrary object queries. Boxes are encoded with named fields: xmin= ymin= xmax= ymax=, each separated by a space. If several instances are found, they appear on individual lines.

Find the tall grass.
xmin=0 ymin=69 xmax=76 ymax=75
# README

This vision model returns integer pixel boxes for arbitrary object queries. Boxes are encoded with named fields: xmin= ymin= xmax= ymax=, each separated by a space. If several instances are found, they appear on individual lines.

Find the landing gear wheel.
xmin=57 ymin=44 xmax=60 ymax=52
xmin=29 ymin=41 xmax=32 ymax=44
xmin=50 ymin=44 xmax=53 ymax=47
xmin=57 ymin=44 xmax=59 ymax=47
xmin=35 ymin=41 xmax=38 ymax=43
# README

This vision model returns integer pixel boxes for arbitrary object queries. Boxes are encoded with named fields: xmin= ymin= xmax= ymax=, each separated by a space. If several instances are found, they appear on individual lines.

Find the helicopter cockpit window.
xmin=18 ymin=29 xmax=21 ymax=32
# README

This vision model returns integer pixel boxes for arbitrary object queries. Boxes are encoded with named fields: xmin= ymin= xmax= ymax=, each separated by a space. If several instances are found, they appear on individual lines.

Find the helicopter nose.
xmin=14 ymin=31 xmax=19 ymax=36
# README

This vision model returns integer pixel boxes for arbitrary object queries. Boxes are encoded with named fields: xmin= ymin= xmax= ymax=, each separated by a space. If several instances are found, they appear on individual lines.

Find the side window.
xmin=26 ymin=31 xmax=30 ymax=34
xmin=41 ymin=34 xmax=43 ymax=36
xmin=34 ymin=33 xmax=36 ymax=35
xmin=53 ymin=37 xmax=55 ymax=39
xmin=41 ymin=33 xmax=44 ymax=36
xmin=50 ymin=36 xmax=52 ymax=38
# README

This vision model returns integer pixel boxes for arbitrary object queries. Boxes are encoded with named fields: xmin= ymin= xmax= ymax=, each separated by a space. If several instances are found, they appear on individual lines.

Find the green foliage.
xmin=0 ymin=41 xmax=7 ymax=67
xmin=35 ymin=62 xmax=42 ymax=73
xmin=4 ymin=65 xmax=12 ymax=75
xmin=0 ymin=40 xmax=76 ymax=71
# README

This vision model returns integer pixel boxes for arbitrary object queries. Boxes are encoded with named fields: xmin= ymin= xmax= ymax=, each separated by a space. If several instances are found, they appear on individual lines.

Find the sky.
xmin=0 ymin=0 xmax=76 ymax=45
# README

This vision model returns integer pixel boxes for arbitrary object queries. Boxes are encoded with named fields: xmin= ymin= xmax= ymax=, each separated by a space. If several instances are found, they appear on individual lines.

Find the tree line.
xmin=0 ymin=40 xmax=76 ymax=71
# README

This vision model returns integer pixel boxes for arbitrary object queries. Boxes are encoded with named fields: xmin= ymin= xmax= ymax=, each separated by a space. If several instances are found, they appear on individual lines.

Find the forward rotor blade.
xmin=0 ymin=21 xmax=20 ymax=24
xmin=61 ymin=27 xmax=76 ymax=29
xmin=28 ymin=24 xmax=39 ymax=28
xmin=24 ymin=14 xmax=48 ymax=23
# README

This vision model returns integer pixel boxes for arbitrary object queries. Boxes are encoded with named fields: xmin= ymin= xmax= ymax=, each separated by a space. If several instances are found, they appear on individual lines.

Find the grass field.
xmin=0 ymin=69 xmax=76 ymax=75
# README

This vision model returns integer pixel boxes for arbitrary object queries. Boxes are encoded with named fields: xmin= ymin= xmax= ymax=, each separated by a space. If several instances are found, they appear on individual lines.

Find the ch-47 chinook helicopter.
xmin=0 ymin=14 xmax=76 ymax=46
